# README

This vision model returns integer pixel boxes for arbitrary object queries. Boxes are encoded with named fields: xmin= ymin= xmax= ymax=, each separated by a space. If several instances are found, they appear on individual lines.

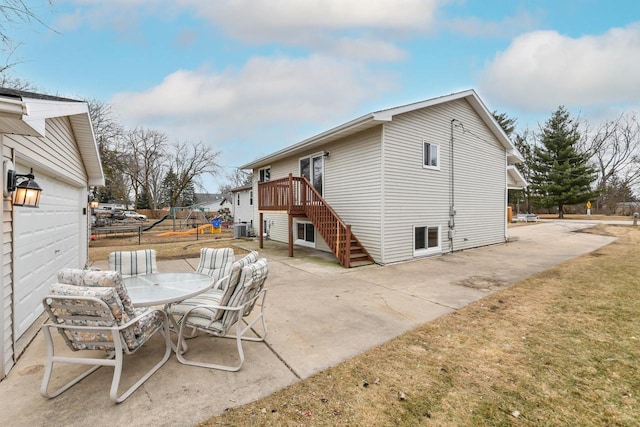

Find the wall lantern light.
xmin=4 ymin=161 xmax=42 ymax=208
xmin=89 ymin=199 xmax=99 ymax=209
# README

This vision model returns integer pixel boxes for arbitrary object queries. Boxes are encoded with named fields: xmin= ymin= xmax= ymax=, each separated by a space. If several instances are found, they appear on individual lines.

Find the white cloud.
xmin=446 ymin=11 xmax=539 ymax=38
xmin=182 ymin=0 xmax=440 ymax=36
xmin=479 ymin=24 xmax=640 ymax=112
xmin=111 ymin=54 xmax=396 ymax=172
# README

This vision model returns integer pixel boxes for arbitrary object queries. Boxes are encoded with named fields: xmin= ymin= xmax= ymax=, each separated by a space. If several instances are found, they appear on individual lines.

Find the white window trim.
xmin=294 ymin=219 xmax=316 ymax=248
xmin=413 ymin=224 xmax=441 ymax=257
xmin=422 ymin=141 xmax=440 ymax=170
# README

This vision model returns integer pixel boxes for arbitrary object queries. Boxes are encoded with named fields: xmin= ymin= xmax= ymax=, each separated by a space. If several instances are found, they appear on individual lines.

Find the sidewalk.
xmin=0 ymin=221 xmax=619 ymax=426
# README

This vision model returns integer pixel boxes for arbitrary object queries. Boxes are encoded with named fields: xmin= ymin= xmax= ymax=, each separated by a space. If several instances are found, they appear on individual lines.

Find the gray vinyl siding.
xmin=1 ymin=142 xmax=13 ymax=377
xmin=253 ymin=127 xmax=383 ymax=260
xmin=381 ymin=99 xmax=506 ymax=263
xmin=322 ymin=127 xmax=383 ymax=262
xmin=450 ymin=101 xmax=506 ymax=251
xmin=3 ymin=117 xmax=86 ymax=186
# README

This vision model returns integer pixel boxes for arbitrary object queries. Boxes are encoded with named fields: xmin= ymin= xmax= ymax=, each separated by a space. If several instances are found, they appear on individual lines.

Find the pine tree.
xmin=530 ymin=106 xmax=598 ymax=218
xmin=160 ymin=168 xmax=178 ymax=208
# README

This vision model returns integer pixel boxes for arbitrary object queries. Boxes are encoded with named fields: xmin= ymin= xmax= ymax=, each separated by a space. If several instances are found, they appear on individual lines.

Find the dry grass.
xmin=88 ymin=227 xmax=247 ymax=262
xmin=538 ymin=213 xmax=632 ymax=221
xmin=200 ymin=225 xmax=640 ymax=426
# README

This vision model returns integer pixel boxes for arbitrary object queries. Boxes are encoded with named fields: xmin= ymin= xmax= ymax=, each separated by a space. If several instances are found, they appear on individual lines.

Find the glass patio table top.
xmin=124 ymin=272 xmax=214 ymax=307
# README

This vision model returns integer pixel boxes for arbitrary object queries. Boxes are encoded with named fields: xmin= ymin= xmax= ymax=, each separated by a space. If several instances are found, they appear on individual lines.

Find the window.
xmin=249 ymin=190 xmax=253 ymax=205
xmin=423 ymin=142 xmax=439 ymax=169
xmin=237 ymin=193 xmax=240 ymax=206
xmin=414 ymin=225 xmax=441 ymax=256
xmin=299 ymin=154 xmax=323 ymax=195
xmin=259 ymin=167 xmax=271 ymax=182
xmin=295 ymin=221 xmax=315 ymax=247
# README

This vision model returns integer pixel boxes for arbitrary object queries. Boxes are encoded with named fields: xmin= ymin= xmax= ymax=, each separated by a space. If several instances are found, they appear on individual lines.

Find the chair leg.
xmin=40 ymin=325 xmax=114 ymax=399
xmin=109 ymin=314 xmax=172 ymax=403
xmin=238 ymin=303 xmax=268 ymax=343
xmin=176 ymin=319 xmax=246 ymax=372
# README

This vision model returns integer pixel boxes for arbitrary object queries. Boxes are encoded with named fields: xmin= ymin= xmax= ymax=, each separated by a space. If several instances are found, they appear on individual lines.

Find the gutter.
xmin=0 ymin=97 xmax=28 ymax=118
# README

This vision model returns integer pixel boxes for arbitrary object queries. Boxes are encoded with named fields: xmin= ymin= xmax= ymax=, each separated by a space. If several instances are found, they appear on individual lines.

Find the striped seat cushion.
xmin=196 ymin=247 xmax=234 ymax=282
xmin=108 ymin=249 xmax=158 ymax=277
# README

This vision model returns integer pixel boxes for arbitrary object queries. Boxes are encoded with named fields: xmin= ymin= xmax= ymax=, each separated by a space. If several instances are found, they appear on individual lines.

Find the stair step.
xmin=349 ymin=259 xmax=374 ymax=268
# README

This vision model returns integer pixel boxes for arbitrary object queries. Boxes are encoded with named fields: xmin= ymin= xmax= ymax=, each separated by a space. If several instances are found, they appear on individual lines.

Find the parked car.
xmin=123 ymin=210 xmax=147 ymax=221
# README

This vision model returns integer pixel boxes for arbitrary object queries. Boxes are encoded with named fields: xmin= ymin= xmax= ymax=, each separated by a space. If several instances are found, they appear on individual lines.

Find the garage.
xmin=12 ymin=166 xmax=87 ymax=339
xmin=1 ymin=88 xmax=104 ymax=378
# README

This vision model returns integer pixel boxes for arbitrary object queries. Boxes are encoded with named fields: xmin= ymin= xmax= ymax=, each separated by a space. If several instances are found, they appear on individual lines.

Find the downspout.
xmin=449 ymin=119 xmax=461 ymax=253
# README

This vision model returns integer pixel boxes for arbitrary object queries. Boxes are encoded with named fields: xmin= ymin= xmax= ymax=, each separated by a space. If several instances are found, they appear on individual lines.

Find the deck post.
xmin=288 ymin=213 xmax=294 ymax=257
xmin=288 ymin=173 xmax=294 ymax=257
xmin=259 ymin=212 xmax=263 ymax=249
xmin=345 ymin=225 xmax=352 ymax=268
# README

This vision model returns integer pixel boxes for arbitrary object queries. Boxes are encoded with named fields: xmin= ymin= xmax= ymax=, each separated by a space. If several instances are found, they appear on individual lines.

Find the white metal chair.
xmin=108 ymin=249 xmax=158 ymax=277
xmin=41 ymin=269 xmax=171 ymax=403
xmin=171 ymin=258 xmax=269 ymax=371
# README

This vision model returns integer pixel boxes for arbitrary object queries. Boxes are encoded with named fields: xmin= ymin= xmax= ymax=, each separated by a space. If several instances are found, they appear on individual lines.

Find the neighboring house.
xmin=231 ymin=184 xmax=254 ymax=233
xmin=0 ymin=88 xmax=104 ymax=378
xmin=241 ymin=89 xmax=526 ymax=268
xmin=194 ymin=193 xmax=232 ymax=216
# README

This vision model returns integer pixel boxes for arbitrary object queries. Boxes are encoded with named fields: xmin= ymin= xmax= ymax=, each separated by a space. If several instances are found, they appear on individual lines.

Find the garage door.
xmin=13 ymin=170 xmax=85 ymax=339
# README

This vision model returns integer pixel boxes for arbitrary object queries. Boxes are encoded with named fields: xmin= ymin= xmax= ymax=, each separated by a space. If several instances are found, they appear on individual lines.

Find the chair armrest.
xmin=212 ymin=274 xmax=230 ymax=291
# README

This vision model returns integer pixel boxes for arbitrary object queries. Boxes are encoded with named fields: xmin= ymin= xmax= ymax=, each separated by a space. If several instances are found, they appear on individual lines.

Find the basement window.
xmin=414 ymin=225 xmax=441 ymax=256
xmin=295 ymin=221 xmax=316 ymax=248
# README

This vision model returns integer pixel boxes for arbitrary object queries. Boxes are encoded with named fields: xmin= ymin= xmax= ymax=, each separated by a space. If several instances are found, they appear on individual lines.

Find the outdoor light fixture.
xmin=89 ymin=199 xmax=99 ymax=209
xmin=4 ymin=161 xmax=42 ymax=208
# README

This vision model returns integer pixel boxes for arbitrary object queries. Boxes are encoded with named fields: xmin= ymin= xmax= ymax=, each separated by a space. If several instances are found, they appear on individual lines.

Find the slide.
xmin=157 ymin=223 xmax=213 ymax=237
xmin=143 ymin=214 xmax=169 ymax=231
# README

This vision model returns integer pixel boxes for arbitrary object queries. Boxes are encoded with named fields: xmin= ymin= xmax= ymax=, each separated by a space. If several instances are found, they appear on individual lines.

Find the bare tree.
xmin=168 ymin=140 xmax=222 ymax=206
xmin=120 ymin=128 xmax=168 ymax=209
xmin=85 ymin=99 xmax=130 ymax=203
xmin=1 ymin=1 xmax=55 ymax=72
xmin=588 ymin=112 xmax=640 ymax=210
xmin=219 ymin=168 xmax=252 ymax=193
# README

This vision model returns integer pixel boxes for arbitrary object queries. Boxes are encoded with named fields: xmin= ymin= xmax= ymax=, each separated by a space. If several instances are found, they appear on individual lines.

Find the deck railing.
xmin=258 ymin=175 xmax=367 ymax=267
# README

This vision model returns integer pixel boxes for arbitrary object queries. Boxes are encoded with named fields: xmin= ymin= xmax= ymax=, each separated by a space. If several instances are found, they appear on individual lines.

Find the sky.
xmin=4 ymin=0 xmax=640 ymax=192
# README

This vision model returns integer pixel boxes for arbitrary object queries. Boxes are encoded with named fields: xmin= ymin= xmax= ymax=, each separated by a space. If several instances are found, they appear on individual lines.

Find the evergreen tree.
xmin=179 ymin=180 xmax=196 ymax=206
xmin=136 ymin=189 xmax=150 ymax=209
xmin=160 ymin=168 xmax=178 ymax=207
xmin=530 ymin=106 xmax=598 ymax=218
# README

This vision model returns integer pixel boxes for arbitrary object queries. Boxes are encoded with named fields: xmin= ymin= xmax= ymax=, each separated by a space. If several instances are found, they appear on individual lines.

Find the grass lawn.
xmin=200 ymin=224 xmax=639 ymax=426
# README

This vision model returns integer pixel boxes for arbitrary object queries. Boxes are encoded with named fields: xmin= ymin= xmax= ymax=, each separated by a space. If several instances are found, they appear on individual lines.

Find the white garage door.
xmin=13 ymin=170 xmax=85 ymax=339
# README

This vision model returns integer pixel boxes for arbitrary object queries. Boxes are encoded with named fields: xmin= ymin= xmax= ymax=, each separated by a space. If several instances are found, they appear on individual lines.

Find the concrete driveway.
xmin=0 ymin=221 xmax=619 ymax=426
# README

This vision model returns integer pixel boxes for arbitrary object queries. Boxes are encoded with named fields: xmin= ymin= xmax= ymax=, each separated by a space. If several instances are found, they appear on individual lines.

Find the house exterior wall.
xmin=1 ymin=140 xmax=14 ymax=377
xmin=250 ymin=95 xmax=509 ymax=266
xmin=253 ymin=126 xmax=384 ymax=259
xmin=1 ymin=116 xmax=90 ymax=378
xmin=321 ymin=127 xmax=383 ymax=261
xmin=381 ymin=98 xmax=506 ymax=264
xmin=233 ymin=188 xmax=254 ymax=232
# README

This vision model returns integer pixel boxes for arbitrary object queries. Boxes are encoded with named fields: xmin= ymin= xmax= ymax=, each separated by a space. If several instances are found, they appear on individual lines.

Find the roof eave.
xmin=240 ymin=113 xmax=378 ymax=169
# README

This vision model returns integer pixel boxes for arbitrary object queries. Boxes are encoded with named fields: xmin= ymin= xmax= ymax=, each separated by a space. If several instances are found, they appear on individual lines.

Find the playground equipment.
xmin=143 ymin=214 xmax=169 ymax=231
xmin=211 ymin=217 xmax=222 ymax=234
xmin=157 ymin=223 xmax=213 ymax=237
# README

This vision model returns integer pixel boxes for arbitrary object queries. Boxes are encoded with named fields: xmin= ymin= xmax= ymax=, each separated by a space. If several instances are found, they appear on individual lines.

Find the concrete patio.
xmin=0 ymin=221 xmax=621 ymax=426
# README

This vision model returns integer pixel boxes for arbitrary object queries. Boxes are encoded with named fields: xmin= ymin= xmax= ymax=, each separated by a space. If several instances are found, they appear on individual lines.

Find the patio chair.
xmin=195 ymin=247 xmax=235 ymax=283
xmin=171 ymin=257 xmax=269 ymax=371
xmin=108 ymin=249 xmax=158 ymax=277
xmin=41 ymin=269 xmax=171 ymax=403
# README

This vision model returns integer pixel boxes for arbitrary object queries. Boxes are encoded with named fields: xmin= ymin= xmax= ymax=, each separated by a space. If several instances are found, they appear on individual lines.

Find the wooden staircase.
xmin=258 ymin=174 xmax=374 ymax=268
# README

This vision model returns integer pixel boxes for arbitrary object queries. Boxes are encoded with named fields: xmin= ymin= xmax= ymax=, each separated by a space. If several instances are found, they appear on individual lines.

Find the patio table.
xmin=124 ymin=272 xmax=214 ymax=308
